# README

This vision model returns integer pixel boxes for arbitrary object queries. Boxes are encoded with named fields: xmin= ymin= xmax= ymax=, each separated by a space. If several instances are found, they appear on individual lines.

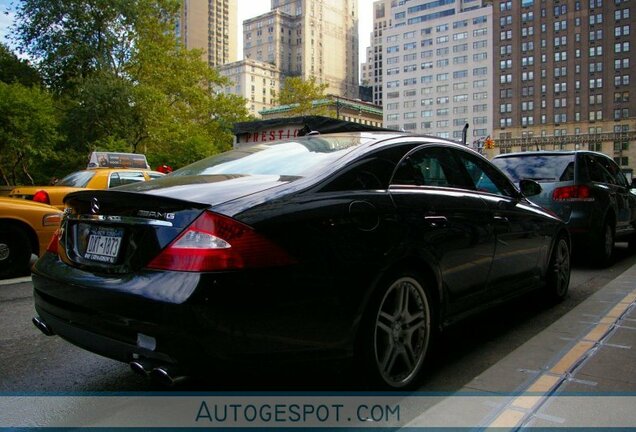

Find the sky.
xmin=0 ymin=1 xmax=14 ymax=45
xmin=0 ymin=0 xmax=375 ymax=66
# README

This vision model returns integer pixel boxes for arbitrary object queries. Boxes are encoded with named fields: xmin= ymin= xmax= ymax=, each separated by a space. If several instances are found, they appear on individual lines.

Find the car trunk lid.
xmin=59 ymin=190 xmax=209 ymax=273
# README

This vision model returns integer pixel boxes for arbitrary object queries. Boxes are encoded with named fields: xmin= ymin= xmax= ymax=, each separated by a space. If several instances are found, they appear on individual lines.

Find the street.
xmin=2 ymin=245 xmax=635 ymax=394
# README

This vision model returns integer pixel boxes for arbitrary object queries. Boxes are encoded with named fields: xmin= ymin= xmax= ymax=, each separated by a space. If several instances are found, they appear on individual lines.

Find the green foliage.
xmin=11 ymin=0 xmax=144 ymax=92
xmin=4 ymin=0 xmax=250 ymax=182
xmin=0 ymin=43 xmax=41 ymax=86
xmin=277 ymin=76 xmax=329 ymax=117
xmin=0 ymin=82 xmax=60 ymax=185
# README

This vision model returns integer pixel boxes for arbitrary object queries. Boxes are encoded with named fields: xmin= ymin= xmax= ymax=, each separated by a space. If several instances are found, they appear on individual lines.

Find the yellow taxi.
xmin=10 ymin=152 xmax=164 ymax=210
xmin=0 ymin=197 xmax=62 ymax=278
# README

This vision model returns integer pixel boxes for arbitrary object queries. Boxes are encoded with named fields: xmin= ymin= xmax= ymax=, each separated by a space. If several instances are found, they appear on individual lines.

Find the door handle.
xmin=493 ymin=215 xmax=509 ymax=223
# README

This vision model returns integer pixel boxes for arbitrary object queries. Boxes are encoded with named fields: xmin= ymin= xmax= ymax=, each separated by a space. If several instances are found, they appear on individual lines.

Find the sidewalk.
xmin=406 ymin=262 xmax=636 ymax=429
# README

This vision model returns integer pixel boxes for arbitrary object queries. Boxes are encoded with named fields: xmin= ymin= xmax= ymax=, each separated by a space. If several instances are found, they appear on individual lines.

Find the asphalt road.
xmin=1 ymin=245 xmax=635 ymax=393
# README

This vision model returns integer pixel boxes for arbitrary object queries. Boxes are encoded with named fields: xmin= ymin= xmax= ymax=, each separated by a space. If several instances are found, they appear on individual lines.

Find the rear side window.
xmin=108 ymin=171 xmax=146 ymax=188
xmin=586 ymin=155 xmax=627 ymax=186
xmin=57 ymin=170 xmax=96 ymax=187
xmin=492 ymin=155 xmax=575 ymax=183
xmin=322 ymin=145 xmax=416 ymax=192
xmin=147 ymin=171 xmax=165 ymax=180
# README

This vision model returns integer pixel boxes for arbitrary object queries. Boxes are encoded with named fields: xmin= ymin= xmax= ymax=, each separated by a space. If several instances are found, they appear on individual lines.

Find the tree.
xmin=276 ymin=76 xmax=329 ymax=117
xmin=10 ymin=0 xmax=143 ymax=92
xmin=0 ymin=82 xmax=60 ymax=185
xmin=0 ymin=43 xmax=41 ymax=86
xmin=10 ymin=0 xmax=250 ymax=170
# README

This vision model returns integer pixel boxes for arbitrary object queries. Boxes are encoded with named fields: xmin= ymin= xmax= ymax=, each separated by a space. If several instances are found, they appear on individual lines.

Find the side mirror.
xmin=519 ymin=179 xmax=542 ymax=197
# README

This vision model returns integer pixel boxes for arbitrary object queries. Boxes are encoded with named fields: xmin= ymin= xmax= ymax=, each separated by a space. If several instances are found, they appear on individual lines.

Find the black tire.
xmin=0 ymin=226 xmax=32 ymax=279
xmin=593 ymin=220 xmax=614 ymax=267
xmin=358 ymin=273 xmax=433 ymax=389
xmin=545 ymin=235 xmax=571 ymax=303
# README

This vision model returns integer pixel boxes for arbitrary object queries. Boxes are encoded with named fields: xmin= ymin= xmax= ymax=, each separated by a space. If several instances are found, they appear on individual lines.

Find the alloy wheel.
xmin=552 ymin=238 xmax=570 ymax=298
xmin=373 ymin=277 xmax=430 ymax=388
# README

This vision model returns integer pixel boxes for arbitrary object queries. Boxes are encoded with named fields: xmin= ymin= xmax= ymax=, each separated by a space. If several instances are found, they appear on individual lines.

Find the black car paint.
xmin=32 ymin=133 xmax=567 ymax=374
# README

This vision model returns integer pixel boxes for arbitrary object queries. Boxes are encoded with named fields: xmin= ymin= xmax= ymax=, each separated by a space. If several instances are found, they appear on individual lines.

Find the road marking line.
xmin=584 ymin=323 xmax=612 ymax=343
xmin=550 ymin=340 xmax=595 ymax=375
xmin=482 ymin=286 xmax=636 ymax=430
xmin=526 ymin=374 xmax=561 ymax=393
xmin=489 ymin=408 xmax=526 ymax=428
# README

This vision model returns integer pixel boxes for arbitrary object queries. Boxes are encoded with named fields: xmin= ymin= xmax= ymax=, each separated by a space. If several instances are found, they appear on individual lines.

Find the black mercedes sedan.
xmin=32 ymin=132 xmax=571 ymax=389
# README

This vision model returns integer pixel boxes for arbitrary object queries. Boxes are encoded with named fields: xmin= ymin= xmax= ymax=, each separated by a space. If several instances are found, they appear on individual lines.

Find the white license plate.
xmin=84 ymin=228 xmax=123 ymax=263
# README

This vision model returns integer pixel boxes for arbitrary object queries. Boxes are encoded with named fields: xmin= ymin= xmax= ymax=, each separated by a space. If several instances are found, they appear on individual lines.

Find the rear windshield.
xmin=57 ymin=170 xmax=96 ymax=187
xmin=492 ymin=155 xmax=575 ymax=183
xmin=172 ymin=136 xmax=366 ymax=178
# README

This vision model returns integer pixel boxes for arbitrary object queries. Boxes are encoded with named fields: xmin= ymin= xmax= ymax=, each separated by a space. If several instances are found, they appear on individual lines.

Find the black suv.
xmin=492 ymin=151 xmax=636 ymax=265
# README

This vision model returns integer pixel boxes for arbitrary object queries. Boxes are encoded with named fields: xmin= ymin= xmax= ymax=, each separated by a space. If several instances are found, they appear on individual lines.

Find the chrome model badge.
xmin=90 ymin=197 xmax=100 ymax=215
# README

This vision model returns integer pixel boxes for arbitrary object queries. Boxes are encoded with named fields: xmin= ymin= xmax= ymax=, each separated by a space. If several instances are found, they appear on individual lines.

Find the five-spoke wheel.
xmin=362 ymin=275 xmax=432 ymax=388
xmin=546 ymin=236 xmax=571 ymax=302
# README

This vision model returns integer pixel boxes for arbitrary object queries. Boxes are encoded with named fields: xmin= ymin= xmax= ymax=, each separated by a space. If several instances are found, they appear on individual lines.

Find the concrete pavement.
xmin=407 ymin=262 xmax=636 ymax=429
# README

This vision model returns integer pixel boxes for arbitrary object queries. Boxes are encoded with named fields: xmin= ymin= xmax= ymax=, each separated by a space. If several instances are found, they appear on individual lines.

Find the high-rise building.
xmin=363 ymin=0 xmax=493 ymax=141
xmin=494 ymin=1 xmax=636 ymax=172
xmin=243 ymin=0 xmax=359 ymax=99
xmin=361 ymin=0 xmax=392 ymax=107
xmin=178 ymin=0 xmax=238 ymax=67
xmin=218 ymin=59 xmax=282 ymax=117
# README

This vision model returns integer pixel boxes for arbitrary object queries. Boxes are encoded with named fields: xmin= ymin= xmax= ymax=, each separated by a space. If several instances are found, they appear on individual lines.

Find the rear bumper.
xmin=32 ymin=253 xmax=359 ymax=368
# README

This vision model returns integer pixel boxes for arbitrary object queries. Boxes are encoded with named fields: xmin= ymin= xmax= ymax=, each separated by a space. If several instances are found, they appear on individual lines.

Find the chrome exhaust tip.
xmin=130 ymin=361 xmax=152 ymax=377
xmin=32 ymin=316 xmax=55 ymax=336
xmin=150 ymin=366 xmax=189 ymax=386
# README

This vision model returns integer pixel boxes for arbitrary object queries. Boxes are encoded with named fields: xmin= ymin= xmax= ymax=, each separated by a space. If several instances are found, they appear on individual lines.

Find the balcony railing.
xmin=496 ymin=131 xmax=636 ymax=148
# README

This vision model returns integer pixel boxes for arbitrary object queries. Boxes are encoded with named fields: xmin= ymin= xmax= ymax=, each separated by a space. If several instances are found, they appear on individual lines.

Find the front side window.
xmin=458 ymin=152 xmax=517 ymax=197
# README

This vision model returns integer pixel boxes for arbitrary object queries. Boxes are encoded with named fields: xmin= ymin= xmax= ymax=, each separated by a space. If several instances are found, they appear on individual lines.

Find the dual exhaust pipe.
xmin=130 ymin=360 xmax=189 ymax=386
xmin=32 ymin=316 xmax=55 ymax=336
xmin=32 ymin=316 xmax=188 ymax=386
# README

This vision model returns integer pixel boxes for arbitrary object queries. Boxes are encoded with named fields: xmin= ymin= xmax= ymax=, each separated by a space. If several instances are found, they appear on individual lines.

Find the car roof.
xmin=493 ymin=150 xmax=609 ymax=159
xmin=301 ymin=131 xmax=480 ymax=151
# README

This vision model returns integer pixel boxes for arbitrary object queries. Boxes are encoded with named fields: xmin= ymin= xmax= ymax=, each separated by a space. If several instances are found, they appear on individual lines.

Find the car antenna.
xmin=462 ymin=123 xmax=469 ymax=146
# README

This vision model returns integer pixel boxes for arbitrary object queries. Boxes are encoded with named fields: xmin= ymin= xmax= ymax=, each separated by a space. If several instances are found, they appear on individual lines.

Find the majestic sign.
xmin=237 ymin=128 xmax=303 ymax=144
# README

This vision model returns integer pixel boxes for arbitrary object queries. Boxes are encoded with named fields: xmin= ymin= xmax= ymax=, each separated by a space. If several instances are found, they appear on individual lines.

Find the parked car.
xmin=10 ymin=168 xmax=165 ymax=211
xmin=31 ymin=133 xmax=570 ymax=388
xmin=492 ymin=151 xmax=636 ymax=266
xmin=0 ymin=197 xmax=62 ymax=278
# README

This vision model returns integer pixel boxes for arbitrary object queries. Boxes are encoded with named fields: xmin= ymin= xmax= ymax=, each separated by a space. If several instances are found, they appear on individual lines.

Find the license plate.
xmin=84 ymin=227 xmax=123 ymax=264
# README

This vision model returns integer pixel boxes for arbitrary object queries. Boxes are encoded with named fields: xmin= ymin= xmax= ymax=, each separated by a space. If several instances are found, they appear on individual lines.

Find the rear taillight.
xmin=46 ymin=229 xmax=60 ymax=255
xmin=147 ymin=211 xmax=295 ymax=272
xmin=32 ymin=190 xmax=50 ymax=205
xmin=552 ymin=185 xmax=594 ymax=202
